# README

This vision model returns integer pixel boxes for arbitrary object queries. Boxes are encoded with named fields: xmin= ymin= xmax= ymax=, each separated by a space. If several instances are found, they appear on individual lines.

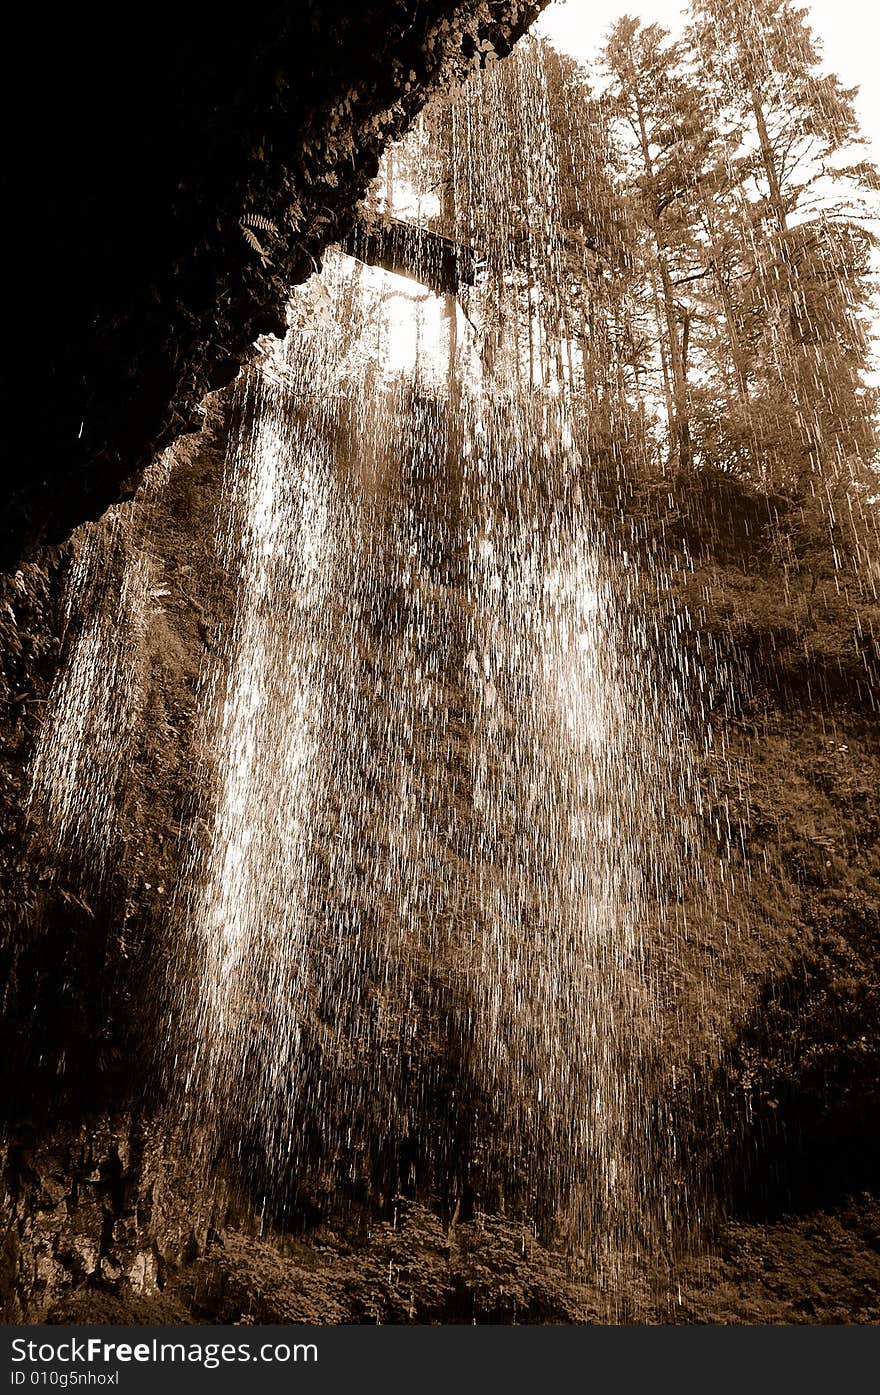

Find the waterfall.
xmin=26 ymin=474 xmax=170 ymax=886
xmin=27 ymin=37 xmax=716 ymax=1279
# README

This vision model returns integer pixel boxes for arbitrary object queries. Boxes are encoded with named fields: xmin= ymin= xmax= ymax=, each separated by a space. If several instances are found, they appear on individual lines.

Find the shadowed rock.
xmin=0 ymin=0 xmax=547 ymax=571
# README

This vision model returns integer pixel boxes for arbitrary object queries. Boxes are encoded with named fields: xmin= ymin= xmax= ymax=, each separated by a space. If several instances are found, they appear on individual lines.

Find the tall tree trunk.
xmin=657 ymin=258 xmax=692 ymax=471
xmin=749 ymin=82 xmax=820 ymax=488
xmin=650 ymin=275 xmax=677 ymax=455
xmin=633 ymin=87 xmax=692 ymax=471
xmin=696 ymin=194 xmax=752 ymax=406
xmin=750 ymin=85 xmax=788 ymax=235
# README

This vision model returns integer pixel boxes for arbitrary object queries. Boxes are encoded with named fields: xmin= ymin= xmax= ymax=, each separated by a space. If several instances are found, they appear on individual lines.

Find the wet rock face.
xmin=2 ymin=401 xmax=879 ymax=1322
xmin=0 ymin=1121 xmax=208 ymax=1322
xmin=1 ymin=0 xmax=546 ymax=571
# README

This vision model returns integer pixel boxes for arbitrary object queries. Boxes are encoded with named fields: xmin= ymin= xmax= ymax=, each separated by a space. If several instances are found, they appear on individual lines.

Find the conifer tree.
xmin=688 ymin=0 xmax=879 ymax=495
xmin=602 ymin=19 xmax=707 ymax=472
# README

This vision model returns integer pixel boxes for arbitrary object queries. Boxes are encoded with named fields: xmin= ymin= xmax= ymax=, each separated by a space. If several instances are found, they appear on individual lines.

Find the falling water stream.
xmin=27 ymin=38 xmax=718 ymax=1285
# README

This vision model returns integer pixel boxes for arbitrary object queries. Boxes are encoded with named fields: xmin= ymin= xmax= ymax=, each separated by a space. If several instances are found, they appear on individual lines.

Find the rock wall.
xmin=1 ymin=1120 xmax=209 ymax=1324
xmin=0 ymin=410 xmax=233 ymax=1322
xmin=3 ymin=401 xmax=878 ymax=1322
xmin=1 ymin=0 xmax=547 ymax=570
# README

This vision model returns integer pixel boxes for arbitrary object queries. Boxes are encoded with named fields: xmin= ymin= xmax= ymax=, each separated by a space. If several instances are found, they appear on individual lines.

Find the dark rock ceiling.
xmin=0 ymin=1 xmax=548 ymax=570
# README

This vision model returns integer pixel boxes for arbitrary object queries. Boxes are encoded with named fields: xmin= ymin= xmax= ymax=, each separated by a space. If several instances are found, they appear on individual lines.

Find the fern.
xmin=241 ymin=213 xmax=279 ymax=235
xmin=240 ymin=225 xmax=266 ymax=256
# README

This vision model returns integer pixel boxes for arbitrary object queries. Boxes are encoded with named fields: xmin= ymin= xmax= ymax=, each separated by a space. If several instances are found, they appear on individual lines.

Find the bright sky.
xmin=536 ymin=0 xmax=880 ymax=155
